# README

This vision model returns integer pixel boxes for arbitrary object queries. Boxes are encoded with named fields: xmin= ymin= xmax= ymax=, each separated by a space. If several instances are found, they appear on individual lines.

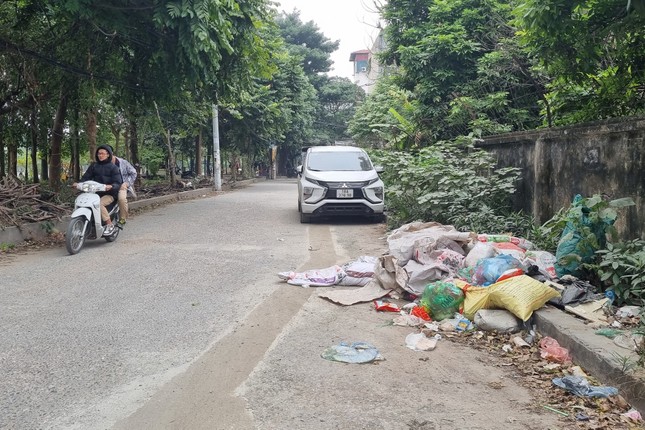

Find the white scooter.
xmin=66 ymin=180 xmax=120 ymax=255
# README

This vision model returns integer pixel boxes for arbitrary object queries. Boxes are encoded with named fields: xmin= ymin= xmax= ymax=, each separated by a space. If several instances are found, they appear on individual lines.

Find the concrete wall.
xmin=478 ymin=116 xmax=645 ymax=240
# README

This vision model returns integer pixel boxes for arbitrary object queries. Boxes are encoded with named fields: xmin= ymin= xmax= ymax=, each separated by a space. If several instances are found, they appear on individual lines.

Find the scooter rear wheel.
xmin=66 ymin=216 xmax=87 ymax=255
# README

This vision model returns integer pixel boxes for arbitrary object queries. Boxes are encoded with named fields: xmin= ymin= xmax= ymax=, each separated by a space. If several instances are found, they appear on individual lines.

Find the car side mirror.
xmin=296 ymin=165 xmax=302 ymax=174
xmin=375 ymin=165 xmax=384 ymax=174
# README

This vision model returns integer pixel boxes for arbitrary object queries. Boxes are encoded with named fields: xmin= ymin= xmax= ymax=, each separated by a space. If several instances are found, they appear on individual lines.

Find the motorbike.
xmin=66 ymin=180 xmax=120 ymax=255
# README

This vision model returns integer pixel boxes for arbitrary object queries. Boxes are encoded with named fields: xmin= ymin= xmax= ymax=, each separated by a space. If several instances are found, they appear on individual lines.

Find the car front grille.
xmin=319 ymin=181 xmax=370 ymax=189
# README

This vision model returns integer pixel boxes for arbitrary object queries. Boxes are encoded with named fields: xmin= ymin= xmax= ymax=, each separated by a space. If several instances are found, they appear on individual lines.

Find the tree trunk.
xmin=30 ymin=106 xmax=39 ymax=183
xmin=167 ymin=128 xmax=176 ymax=184
xmin=0 ymin=119 xmax=5 ymax=179
xmin=40 ymin=121 xmax=49 ymax=181
xmin=86 ymin=108 xmax=97 ymax=159
xmin=49 ymin=91 xmax=68 ymax=191
xmin=8 ymin=143 xmax=17 ymax=177
xmin=195 ymin=129 xmax=203 ymax=176
xmin=71 ymin=106 xmax=80 ymax=180
xmin=128 ymin=117 xmax=141 ymax=186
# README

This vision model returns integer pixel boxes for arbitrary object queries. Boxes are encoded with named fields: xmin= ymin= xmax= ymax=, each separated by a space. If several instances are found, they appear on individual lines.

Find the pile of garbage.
xmin=278 ymin=221 xmax=644 ymax=425
xmin=278 ymin=222 xmax=642 ymax=339
xmin=279 ymin=222 xmax=568 ymax=326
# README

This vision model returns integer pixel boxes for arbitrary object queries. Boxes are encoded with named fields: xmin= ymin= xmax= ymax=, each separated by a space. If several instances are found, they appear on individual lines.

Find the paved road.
xmin=0 ymin=180 xmax=566 ymax=430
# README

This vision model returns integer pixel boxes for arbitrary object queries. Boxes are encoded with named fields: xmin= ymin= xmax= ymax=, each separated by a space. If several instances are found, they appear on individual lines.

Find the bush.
xmin=592 ymin=239 xmax=645 ymax=307
xmin=370 ymin=137 xmax=528 ymax=233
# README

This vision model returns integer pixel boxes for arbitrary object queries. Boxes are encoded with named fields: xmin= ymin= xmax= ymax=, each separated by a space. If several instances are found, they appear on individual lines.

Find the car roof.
xmin=307 ymin=146 xmax=365 ymax=153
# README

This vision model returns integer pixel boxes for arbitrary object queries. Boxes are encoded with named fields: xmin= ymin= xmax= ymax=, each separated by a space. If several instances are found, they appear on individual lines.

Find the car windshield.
xmin=307 ymin=151 xmax=373 ymax=172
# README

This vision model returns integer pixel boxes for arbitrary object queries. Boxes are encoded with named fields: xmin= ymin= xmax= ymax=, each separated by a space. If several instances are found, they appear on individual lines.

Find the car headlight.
xmin=363 ymin=183 xmax=384 ymax=203
xmin=373 ymin=186 xmax=384 ymax=200
xmin=303 ymin=186 xmax=315 ymax=200
xmin=301 ymin=177 xmax=327 ymax=204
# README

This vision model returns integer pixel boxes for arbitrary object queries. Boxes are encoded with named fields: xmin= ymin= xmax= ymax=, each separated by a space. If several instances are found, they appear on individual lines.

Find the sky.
xmin=275 ymin=0 xmax=382 ymax=79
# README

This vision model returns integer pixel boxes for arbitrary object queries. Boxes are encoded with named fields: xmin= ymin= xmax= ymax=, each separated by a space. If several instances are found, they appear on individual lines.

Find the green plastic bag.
xmin=420 ymin=281 xmax=465 ymax=321
xmin=554 ymin=195 xmax=616 ymax=277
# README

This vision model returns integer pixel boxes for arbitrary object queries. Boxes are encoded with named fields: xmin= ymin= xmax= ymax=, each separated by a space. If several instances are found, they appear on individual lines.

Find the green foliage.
xmin=276 ymin=10 xmax=339 ymax=77
xmin=380 ymin=0 xmax=544 ymax=141
xmin=0 ymin=243 xmax=16 ymax=252
xmin=315 ymin=76 xmax=365 ymax=143
xmin=139 ymin=146 xmax=166 ymax=178
xmin=349 ymin=77 xmax=427 ymax=149
xmin=370 ymin=137 xmax=524 ymax=232
xmin=592 ymin=239 xmax=645 ymax=306
xmin=513 ymin=0 xmax=645 ymax=124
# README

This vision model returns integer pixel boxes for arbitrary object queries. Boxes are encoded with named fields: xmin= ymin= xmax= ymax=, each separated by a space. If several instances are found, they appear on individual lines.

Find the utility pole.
xmin=212 ymin=103 xmax=222 ymax=191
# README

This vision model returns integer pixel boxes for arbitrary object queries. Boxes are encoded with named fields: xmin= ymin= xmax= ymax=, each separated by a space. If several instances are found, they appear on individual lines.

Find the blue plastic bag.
xmin=473 ymin=254 xmax=523 ymax=286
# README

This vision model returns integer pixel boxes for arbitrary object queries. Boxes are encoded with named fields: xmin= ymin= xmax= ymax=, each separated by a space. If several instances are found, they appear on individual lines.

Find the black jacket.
xmin=80 ymin=145 xmax=122 ymax=198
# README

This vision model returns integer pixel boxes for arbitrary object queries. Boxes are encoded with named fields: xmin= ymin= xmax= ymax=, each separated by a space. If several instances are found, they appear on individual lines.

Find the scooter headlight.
xmin=82 ymin=183 xmax=91 ymax=192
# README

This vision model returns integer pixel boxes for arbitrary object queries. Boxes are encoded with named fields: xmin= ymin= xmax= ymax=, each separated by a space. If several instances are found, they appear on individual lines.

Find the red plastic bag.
xmin=539 ymin=337 xmax=572 ymax=363
xmin=411 ymin=306 xmax=432 ymax=321
xmin=374 ymin=300 xmax=400 ymax=313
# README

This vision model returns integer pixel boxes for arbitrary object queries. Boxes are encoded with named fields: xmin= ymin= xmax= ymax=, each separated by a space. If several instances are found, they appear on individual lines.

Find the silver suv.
xmin=297 ymin=146 xmax=385 ymax=223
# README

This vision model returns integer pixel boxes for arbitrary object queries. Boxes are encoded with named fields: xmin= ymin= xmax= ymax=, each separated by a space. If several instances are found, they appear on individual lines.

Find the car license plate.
xmin=337 ymin=189 xmax=353 ymax=198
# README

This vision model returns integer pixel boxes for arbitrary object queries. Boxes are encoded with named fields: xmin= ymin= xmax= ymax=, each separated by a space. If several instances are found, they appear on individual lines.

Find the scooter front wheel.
xmin=66 ymin=216 xmax=88 ymax=255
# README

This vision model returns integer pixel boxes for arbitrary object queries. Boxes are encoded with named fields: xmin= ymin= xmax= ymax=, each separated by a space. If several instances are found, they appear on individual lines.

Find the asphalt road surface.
xmin=0 ymin=179 xmax=564 ymax=430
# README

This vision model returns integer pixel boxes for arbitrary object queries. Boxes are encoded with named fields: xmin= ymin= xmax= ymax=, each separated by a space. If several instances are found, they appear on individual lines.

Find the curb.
xmin=535 ymin=306 xmax=645 ymax=413
xmin=0 ymin=178 xmax=261 ymax=246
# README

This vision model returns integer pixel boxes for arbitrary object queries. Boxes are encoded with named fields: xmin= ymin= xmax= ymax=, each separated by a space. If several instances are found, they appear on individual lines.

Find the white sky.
xmin=275 ymin=0 xmax=382 ymax=79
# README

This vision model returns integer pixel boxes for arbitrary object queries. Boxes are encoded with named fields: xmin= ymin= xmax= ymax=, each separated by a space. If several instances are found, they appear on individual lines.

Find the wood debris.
xmin=0 ymin=176 xmax=70 ymax=228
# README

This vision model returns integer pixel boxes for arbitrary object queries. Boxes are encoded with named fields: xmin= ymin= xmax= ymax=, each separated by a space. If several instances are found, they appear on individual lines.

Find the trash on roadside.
xmin=554 ymin=194 xmax=617 ymax=277
xmin=552 ymin=375 xmax=618 ymax=398
xmin=339 ymin=256 xmax=378 ymax=286
xmin=616 ymin=305 xmax=642 ymax=319
xmin=477 ymin=233 xmax=534 ymax=250
xmin=539 ymin=337 xmax=572 ymax=363
xmin=386 ymin=221 xmax=473 ymax=267
xmin=463 ymin=241 xmax=496 ymax=268
xmin=393 ymin=314 xmax=427 ymax=327
xmin=621 ymin=409 xmax=643 ymax=422
xmin=374 ymin=300 xmax=400 ymax=313
xmin=486 ymin=275 xmax=560 ymax=321
xmin=410 ymin=305 xmax=431 ymax=321
xmin=420 ymin=281 xmax=465 ymax=321
xmin=512 ymin=336 xmax=531 ymax=348
xmin=278 ymin=265 xmax=345 ymax=287
xmin=405 ymin=332 xmax=438 ymax=351
xmin=612 ymin=332 xmax=644 ymax=351
xmin=547 ymin=275 xmax=603 ymax=308
xmin=473 ymin=254 xmax=524 ymax=286
xmin=439 ymin=312 xmax=473 ymax=332
xmin=321 ymin=341 xmax=383 ymax=364
xmin=564 ymin=298 xmax=610 ymax=324
xmin=318 ymin=281 xmax=392 ymax=306
xmin=523 ymin=250 xmax=557 ymax=279
xmin=595 ymin=328 xmax=622 ymax=338
xmin=474 ymin=309 xmax=523 ymax=333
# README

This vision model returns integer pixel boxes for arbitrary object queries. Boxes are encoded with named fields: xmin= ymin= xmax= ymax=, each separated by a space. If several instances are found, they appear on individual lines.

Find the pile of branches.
xmin=0 ymin=175 xmax=70 ymax=228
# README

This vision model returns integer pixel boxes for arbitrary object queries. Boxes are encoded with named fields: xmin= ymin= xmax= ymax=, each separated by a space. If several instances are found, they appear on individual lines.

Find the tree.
xmin=1 ymin=0 xmax=274 ymax=187
xmin=379 ymin=0 xmax=545 ymax=141
xmin=316 ymin=76 xmax=366 ymax=143
xmin=513 ymin=0 xmax=645 ymax=124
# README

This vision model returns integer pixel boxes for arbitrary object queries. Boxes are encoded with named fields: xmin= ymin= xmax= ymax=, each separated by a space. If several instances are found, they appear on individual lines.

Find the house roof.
xmin=349 ymin=50 xmax=370 ymax=61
